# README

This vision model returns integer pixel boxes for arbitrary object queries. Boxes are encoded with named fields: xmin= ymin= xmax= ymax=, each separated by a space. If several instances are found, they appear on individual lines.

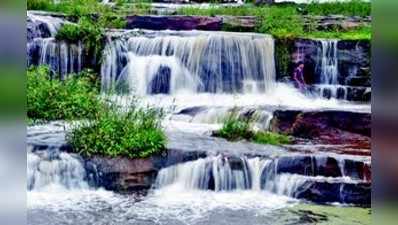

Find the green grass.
xmin=217 ymin=115 xmax=253 ymax=141
xmin=305 ymin=25 xmax=371 ymax=40
xmin=305 ymin=0 xmax=371 ymax=17
xmin=215 ymin=113 xmax=291 ymax=146
xmin=27 ymin=0 xmax=152 ymax=16
xmin=176 ymin=1 xmax=371 ymax=40
xmin=67 ymin=100 xmax=166 ymax=158
xmin=28 ymin=66 xmax=167 ymax=158
xmin=27 ymin=66 xmax=101 ymax=121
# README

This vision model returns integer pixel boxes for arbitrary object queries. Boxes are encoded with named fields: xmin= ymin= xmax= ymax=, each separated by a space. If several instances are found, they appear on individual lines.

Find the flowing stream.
xmin=26 ymin=11 xmax=371 ymax=225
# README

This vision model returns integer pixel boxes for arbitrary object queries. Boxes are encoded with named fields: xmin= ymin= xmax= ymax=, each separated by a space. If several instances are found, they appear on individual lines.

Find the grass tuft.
xmin=27 ymin=66 xmax=101 ymax=121
xmin=215 ymin=111 xmax=291 ymax=146
xmin=67 ymin=100 xmax=167 ymax=158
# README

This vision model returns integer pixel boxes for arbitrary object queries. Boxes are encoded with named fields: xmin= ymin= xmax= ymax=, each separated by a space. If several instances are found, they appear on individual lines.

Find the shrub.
xmin=67 ymin=101 xmax=167 ymax=158
xmin=258 ymin=6 xmax=304 ymax=39
xmin=56 ymin=17 xmax=104 ymax=61
xmin=27 ymin=66 xmax=101 ymax=120
xmin=215 ymin=111 xmax=291 ymax=146
xmin=217 ymin=115 xmax=253 ymax=141
xmin=27 ymin=0 xmax=53 ymax=11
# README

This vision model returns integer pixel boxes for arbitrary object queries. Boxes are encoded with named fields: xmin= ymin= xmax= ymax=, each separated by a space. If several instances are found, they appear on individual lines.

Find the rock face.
xmin=271 ymin=110 xmax=371 ymax=148
xmin=303 ymin=15 xmax=371 ymax=31
xmin=126 ymin=15 xmax=223 ymax=31
xmin=276 ymin=38 xmax=371 ymax=86
xmin=296 ymin=181 xmax=371 ymax=206
xmin=85 ymin=156 xmax=157 ymax=192
xmin=221 ymin=16 xmax=257 ymax=32
xmin=125 ymin=15 xmax=257 ymax=32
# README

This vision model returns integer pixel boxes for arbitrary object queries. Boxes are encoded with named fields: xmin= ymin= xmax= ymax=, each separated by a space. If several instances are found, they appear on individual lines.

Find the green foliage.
xmin=253 ymin=131 xmax=291 ymax=145
xmin=176 ymin=2 xmax=371 ymax=40
xmin=305 ymin=25 xmax=371 ymax=40
xmin=258 ymin=7 xmax=304 ymax=38
xmin=27 ymin=0 xmax=152 ymax=16
xmin=56 ymin=17 xmax=105 ymax=61
xmin=304 ymin=0 xmax=371 ymax=17
xmin=27 ymin=66 xmax=101 ymax=121
xmin=67 ymin=101 xmax=166 ymax=158
xmin=217 ymin=115 xmax=253 ymax=141
xmin=27 ymin=0 xmax=53 ymax=10
xmin=275 ymin=38 xmax=292 ymax=77
xmin=216 ymin=111 xmax=291 ymax=146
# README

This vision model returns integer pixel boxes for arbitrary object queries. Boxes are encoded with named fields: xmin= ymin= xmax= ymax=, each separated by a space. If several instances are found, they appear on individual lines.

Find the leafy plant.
xmin=217 ymin=113 xmax=253 ymax=141
xmin=67 ymin=100 xmax=167 ymax=158
xmin=215 ymin=110 xmax=291 ymax=146
xmin=27 ymin=66 xmax=101 ymax=120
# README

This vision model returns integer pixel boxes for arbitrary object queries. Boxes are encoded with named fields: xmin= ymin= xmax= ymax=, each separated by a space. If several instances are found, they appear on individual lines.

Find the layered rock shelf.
xmin=125 ymin=15 xmax=256 ymax=31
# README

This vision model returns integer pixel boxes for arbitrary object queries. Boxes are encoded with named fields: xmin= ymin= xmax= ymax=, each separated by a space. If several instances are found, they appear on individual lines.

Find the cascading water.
xmin=101 ymin=30 xmax=276 ymax=95
xmin=153 ymin=154 xmax=365 ymax=201
xmin=27 ymin=12 xmax=83 ymax=78
xmin=313 ymin=40 xmax=350 ymax=100
xmin=27 ymin=147 xmax=89 ymax=191
xmin=319 ymin=40 xmax=339 ymax=85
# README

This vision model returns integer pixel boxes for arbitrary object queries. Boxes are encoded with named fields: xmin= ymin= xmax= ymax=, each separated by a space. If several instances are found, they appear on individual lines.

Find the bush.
xmin=27 ymin=0 xmax=53 ymax=11
xmin=27 ymin=66 xmax=101 ymax=120
xmin=258 ymin=6 xmax=304 ymax=39
xmin=215 ymin=111 xmax=291 ymax=146
xmin=56 ymin=17 xmax=105 ymax=60
xmin=217 ymin=115 xmax=253 ymax=141
xmin=67 ymin=101 xmax=167 ymax=158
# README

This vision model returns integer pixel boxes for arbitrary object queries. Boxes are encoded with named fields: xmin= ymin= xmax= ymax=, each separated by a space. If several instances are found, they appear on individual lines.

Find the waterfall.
xmin=153 ymin=155 xmax=304 ymax=196
xmin=314 ymin=40 xmax=349 ymax=100
xmin=27 ymin=146 xmax=89 ymax=191
xmin=154 ymin=155 xmax=365 ymax=201
xmin=27 ymin=12 xmax=84 ymax=77
xmin=319 ymin=40 xmax=339 ymax=85
xmin=101 ymin=30 xmax=276 ymax=95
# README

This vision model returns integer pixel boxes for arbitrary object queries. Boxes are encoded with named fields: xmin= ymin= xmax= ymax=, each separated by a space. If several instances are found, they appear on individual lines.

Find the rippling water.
xmin=28 ymin=187 xmax=370 ymax=225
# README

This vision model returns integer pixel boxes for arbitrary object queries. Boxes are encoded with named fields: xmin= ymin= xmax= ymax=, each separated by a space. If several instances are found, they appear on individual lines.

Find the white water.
xmin=314 ymin=39 xmax=351 ymax=100
xmin=101 ymin=30 xmax=275 ymax=95
xmin=27 ymin=148 xmax=89 ymax=191
xmin=27 ymin=12 xmax=84 ymax=77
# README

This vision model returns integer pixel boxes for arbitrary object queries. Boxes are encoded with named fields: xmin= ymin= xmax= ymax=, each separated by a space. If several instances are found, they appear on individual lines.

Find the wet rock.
xmin=314 ymin=156 xmax=342 ymax=178
xmin=279 ymin=38 xmax=371 ymax=88
xmin=149 ymin=65 xmax=171 ymax=94
xmin=85 ymin=156 xmax=157 ymax=192
xmin=296 ymin=181 xmax=371 ymax=206
xmin=277 ymin=155 xmax=315 ymax=176
xmin=271 ymin=110 xmax=371 ymax=148
xmin=308 ymin=85 xmax=371 ymax=102
xmin=344 ymin=160 xmax=372 ymax=182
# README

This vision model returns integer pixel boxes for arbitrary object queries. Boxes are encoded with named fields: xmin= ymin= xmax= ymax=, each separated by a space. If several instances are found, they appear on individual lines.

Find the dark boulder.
xmin=296 ymin=181 xmax=371 ymax=206
xmin=277 ymin=155 xmax=315 ymax=176
xmin=85 ymin=156 xmax=158 ymax=192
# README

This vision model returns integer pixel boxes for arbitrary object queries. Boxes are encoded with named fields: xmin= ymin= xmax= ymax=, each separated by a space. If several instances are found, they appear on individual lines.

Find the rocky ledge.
xmin=271 ymin=110 xmax=371 ymax=154
xmin=125 ymin=15 xmax=256 ymax=31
